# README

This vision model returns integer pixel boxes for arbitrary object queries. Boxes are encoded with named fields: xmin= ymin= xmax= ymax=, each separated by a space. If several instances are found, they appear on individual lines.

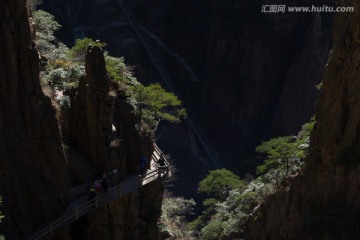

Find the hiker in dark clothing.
xmin=87 ymin=189 xmax=96 ymax=201
xmin=101 ymin=173 xmax=109 ymax=193
xmin=158 ymin=156 xmax=166 ymax=167
xmin=94 ymin=179 xmax=103 ymax=194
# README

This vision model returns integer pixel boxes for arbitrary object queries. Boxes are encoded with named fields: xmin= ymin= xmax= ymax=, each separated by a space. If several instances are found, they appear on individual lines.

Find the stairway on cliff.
xmin=40 ymin=0 xmax=221 ymax=215
xmin=28 ymin=145 xmax=169 ymax=240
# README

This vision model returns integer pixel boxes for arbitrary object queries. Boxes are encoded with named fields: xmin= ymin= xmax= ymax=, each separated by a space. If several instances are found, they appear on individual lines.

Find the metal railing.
xmin=27 ymin=144 xmax=169 ymax=240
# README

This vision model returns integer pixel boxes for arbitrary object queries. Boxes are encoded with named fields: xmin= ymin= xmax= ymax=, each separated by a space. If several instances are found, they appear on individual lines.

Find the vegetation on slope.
xmin=158 ymin=118 xmax=315 ymax=239
xmin=159 ymin=194 xmax=196 ymax=238
xmin=32 ymin=9 xmax=186 ymax=135
xmin=195 ymin=118 xmax=314 ymax=239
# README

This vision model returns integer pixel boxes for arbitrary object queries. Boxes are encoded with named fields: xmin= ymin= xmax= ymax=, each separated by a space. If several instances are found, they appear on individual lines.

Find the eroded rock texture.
xmin=0 ymin=0 xmax=71 ymax=238
xmin=66 ymin=46 xmax=162 ymax=239
xmin=244 ymin=1 xmax=360 ymax=239
xmin=69 ymin=45 xmax=113 ymax=169
xmin=0 ymin=1 xmax=163 ymax=238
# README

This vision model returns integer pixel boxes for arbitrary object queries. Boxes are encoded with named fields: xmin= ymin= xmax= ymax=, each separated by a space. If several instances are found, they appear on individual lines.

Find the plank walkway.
xmin=27 ymin=144 xmax=169 ymax=240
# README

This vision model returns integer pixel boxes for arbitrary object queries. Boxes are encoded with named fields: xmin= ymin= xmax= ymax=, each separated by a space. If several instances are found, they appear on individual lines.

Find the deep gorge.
xmin=1 ymin=0 xmax=360 ymax=239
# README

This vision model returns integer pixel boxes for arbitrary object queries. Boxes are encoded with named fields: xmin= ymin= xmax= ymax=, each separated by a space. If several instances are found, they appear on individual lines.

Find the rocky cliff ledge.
xmin=0 ymin=1 xmax=164 ymax=239
xmin=0 ymin=0 xmax=70 ymax=238
xmin=244 ymin=1 xmax=360 ymax=239
xmin=65 ymin=45 xmax=163 ymax=239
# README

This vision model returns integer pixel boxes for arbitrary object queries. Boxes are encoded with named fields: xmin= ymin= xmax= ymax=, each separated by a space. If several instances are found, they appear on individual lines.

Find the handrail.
xmin=117 ymin=0 xmax=220 ymax=168
xmin=27 ymin=144 xmax=169 ymax=240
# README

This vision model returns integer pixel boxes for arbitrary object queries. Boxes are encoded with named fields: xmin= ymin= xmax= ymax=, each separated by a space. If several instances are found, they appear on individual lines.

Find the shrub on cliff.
xmin=255 ymin=118 xmax=315 ymax=188
xmin=160 ymin=196 xmax=195 ymax=238
xmin=256 ymin=136 xmax=295 ymax=176
xmin=103 ymin=55 xmax=187 ymax=133
xmin=198 ymin=168 xmax=245 ymax=200
xmin=200 ymin=221 xmax=225 ymax=240
xmin=187 ymin=198 xmax=218 ymax=234
xmin=188 ymin=169 xmax=247 ymax=238
xmin=187 ymin=119 xmax=316 ymax=239
xmin=105 ymin=55 xmax=138 ymax=91
xmin=133 ymin=83 xmax=187 ymax=130
xmin=69 ymin=38 xmax=107 ymax=61
xmin=46 ymin=64 xmax=84 ymax=90
xmin=27 ymin=0 xmax=42 ymax=14
xmin=32 ymin=10 xmax=61 ymax=58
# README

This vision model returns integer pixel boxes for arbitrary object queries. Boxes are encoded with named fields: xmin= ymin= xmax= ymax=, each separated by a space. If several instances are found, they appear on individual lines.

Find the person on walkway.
xmin=158 ymin=156 xmax=166 ymax=167
xmin=87 ymin=188 xmax=96 ymax=201
xmin=94 ymin=179 xmax=103 ymax=194
xmin=101 ymin=172 xmax=109 ymax=193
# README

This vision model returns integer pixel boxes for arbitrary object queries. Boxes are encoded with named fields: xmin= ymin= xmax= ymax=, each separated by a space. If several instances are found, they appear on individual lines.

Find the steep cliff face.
xmin=69 ymin=45 xmax=114 ymax=169
xmin=244 ymin=2 xmax=360 ymax=239
xmin=0 ymin=0 xmax=71 ymax=238
xmin=0 ymin=1 xmax=163 ymax=239
xmin=131 ymin=0 xmax=332 ymax=167
xmin=42 ymin=0 xmax=332 ymax=168
xmin=65 ymin=46 xmax=162 ymax=239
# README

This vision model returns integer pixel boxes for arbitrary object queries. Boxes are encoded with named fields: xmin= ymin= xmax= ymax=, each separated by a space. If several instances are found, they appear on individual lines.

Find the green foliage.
xmin=188 ymin=198 xmax=218 ymax=233
xmin=198 ymin=168 xmax=245 ymax=200
xmin=27 ymin=0 xmax=42 ymax=14
xmin=256 ymin=117 xmax=316 ymax=183
xmin=45 ymin=63 xmax=84 ymax=108
xmin=48 ymin=68 xmax=67 ymax=86
xmin=105 ymin=55 xmax=139 ymax=92
xmin=105 ymin=55 xmax=126 ymax=82
xmin=188 ymin=170 xmax=247 ymax=238
xmin=186 ymin=119 xmax=316 ymax=239
xmin=59 ymin=95 xmax=71 ymax=109
xmin=188 ymin=203 xmax=217 ymax=232
xmin=189 ymin=167 xmax=282 ymax=239
xmin=160 ymin=196 xmax=195 ymax=238
xmin=212 ymin=189 xmax=260 ymax=236
xmin=104 ymin=54 xmax=187 ymax=134
xmin=203 ymin=198 xmax=218 ymax=207
xmin=32 ymin=10 xmax=61 ymax=58
xmin=42 ymin=52 xmax=84 ymax=106
xmin=33 ymin=10 xmax=184 ymax=136
xmin=63 ymin=81 xmax=79 ymax=92
xmin=69 ymin=37 xmax=107 ymax=61
xmin=32 ymin=9 xmax=81 ymax=111
xmin=187 ymin=215 xmax=206 ymax=232
xmin=256 ymin=136 xmax=294 ymax=175
xmin=133 ymin=83 xmax=187 ymax=129
xmin=200 ymin=221 xmax=225 ymax=240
